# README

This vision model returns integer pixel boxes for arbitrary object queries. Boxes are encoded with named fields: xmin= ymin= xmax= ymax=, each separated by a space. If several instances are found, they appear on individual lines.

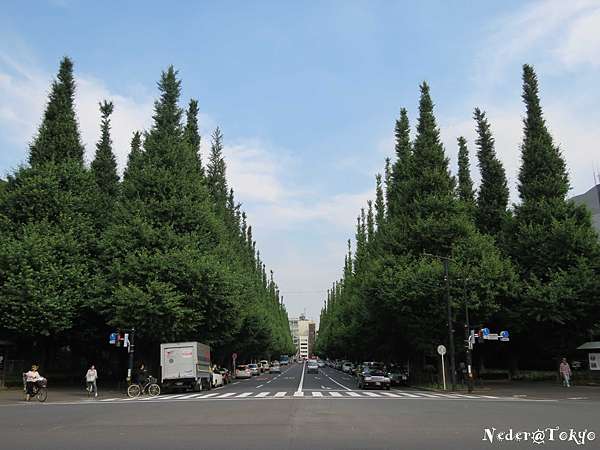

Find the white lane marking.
xmin=362 ymin=392 xmax=381 ymax=397
xmin=236 ymin=392 xmax=253 ymax=398
xmin=416 ymin=393 xmax=442 ymax=398
xmin=324 ymin=373 xmax=352 ymax=391
xmin=275 ymin=392 xmax=286 ymax=397
xmin=255 ymin=392 xmax=270 ymax=398
xmin=396 ymin=392 xmax=420 ymax=398
xmin=293 ymin=391 xmax=304 ymax=397
xmin=382 ymin=392 xmax=400 ymax=398
xmin=178 ymin=393 xmax=205 ymax=399
xmin=312 ymin=392 xmax=323 ymax=397
xmin=157 ymin=394 xmax=188 ymax=400
xmin=347 ymin=392 xmax=361 ymax=397
xmin=329 ymin=392 xmax=343 ymax=397
xmin=99 ymin=398 xmax=118 ymax=402
xmin=451 ymin=394 xmax=480 ymax=399
xmin=480 ymin=395 xmax=498 ymax=399
xmin=297 ymin=361 xmax=306 ymax=393
xmin=215 ymin=392 xmax=236 ymax=398
xmin=256 ymin=385 xmax=264 ymax=388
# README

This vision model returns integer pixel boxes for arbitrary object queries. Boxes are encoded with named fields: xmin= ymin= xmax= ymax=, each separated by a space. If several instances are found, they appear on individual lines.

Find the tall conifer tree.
xmin=91 ymin=100 xmax=119 ymax=197
xmin=473 ymin=108 xmax=509 ymax=236
xmin=29 ymin=57 xmax=84 ymax=166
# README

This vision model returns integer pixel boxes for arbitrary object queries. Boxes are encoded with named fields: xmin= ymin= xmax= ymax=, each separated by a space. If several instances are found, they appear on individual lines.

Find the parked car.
xmin=270 ymin=362 xmax=281 ymax=374
xmin=317 ymin=360 xmax=325 ymax=368
xmin=342 ymin=362 xmax=354 ymax=373
xmin=259 ymin=360 xmax=270 ymax=373
xmin=387 ymin=364 xmax=408 ymax=386
xmin=306 ymin=360 xmax=319 ymax=374
xmin=357 ymin=367 xmax=391 ymax=390
xmin=248 ymin=363 xmax=260 ymax=376
xmin=212 ymin=369 xmax=224 ymax=387
xmin=235 ymin=365 xmax=252 ymax=379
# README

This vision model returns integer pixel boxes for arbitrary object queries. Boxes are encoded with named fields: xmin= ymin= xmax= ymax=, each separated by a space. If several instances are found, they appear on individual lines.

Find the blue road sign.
xmin=500 ymin=330 xmax=509 ymax=338
xmin=109 ymin=333 xmax=117 ymax=345
xmin=482 ymin=328 xmax=490 ymax=337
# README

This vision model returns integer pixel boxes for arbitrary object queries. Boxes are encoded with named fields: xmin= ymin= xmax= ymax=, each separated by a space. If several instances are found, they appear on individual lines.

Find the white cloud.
xmin=556 ymin=7 xmax=600 ymax=69
xmin=0 ymin=54 xmax=154 ymax=171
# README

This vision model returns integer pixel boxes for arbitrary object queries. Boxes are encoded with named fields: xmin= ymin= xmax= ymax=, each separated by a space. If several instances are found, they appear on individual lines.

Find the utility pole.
xmin=424 ymin=253 xmax=456 ymax=391
xmin=464 ymin=296 xmax=473 ymax=393
xmin=127 ymin=328 xmax=135 ymax=384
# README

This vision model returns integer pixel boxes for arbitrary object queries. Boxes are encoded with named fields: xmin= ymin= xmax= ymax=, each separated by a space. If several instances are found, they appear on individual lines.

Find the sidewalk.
xmin=412 ymin=380 xmax=600 ymax=401
xmin=0 ymin=387 xmax=127 ymax=404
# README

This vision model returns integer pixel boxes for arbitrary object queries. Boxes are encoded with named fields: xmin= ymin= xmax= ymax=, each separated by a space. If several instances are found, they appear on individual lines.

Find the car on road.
xmin=259 ymin=360 xmax=270 ymax=373
xmin=218 ymin=368 xmax=231 ymax=384
xmin=306 ymin=360 xmax=319 ymax=374
xmin=317 ymin=360 xmax=325 ymax=368
xmin=387 ymin=364 xmax=408 ymax=386
xmin=342 ymin=362 xmax=354 ymax=373
xmin=235 ymin=365 xmax=252 ymax=379
xmin=270 ymin=362 xmax=281 ymax=374
xmin=212 ymin=369 xmax=224 ymax=387
xmin=357 ymin=367 xmax=391 ymax=390
xmin=248 ymin=363 xmax=260 ymax=376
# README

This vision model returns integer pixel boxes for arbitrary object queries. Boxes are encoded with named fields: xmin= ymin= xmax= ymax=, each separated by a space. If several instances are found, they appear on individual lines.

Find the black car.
xmin=357 ymin=367 xmax=391 ymax=390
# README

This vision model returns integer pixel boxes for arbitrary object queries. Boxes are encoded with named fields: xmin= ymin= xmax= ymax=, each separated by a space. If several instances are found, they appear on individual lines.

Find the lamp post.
xmin=424 ymin=253 xmax=456 ymax=391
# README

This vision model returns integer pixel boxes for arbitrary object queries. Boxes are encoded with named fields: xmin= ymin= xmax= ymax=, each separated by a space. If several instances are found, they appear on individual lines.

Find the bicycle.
xmin=127 ymin=376 xmax=161 ymax=398
xmin=23 ymin=376 xmax=48 ymax=402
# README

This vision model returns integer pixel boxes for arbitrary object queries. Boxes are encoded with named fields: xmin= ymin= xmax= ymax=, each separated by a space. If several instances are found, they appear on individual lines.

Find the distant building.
xmin=570 ymin=183 xmax=600 ymax=235
xmin=289 ymin=313 xmax=316 ymax=358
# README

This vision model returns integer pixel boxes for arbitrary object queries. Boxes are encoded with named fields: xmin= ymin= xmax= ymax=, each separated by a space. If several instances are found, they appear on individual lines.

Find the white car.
xmin=342 ymin=362 xmax=353 ymax=373
xmin=260 ymin=360 xmax=270 ymax=372
xmin=317 ymin=360 xmax=325 ymax=368
xmin=248 ymin=363 xmax=260 ymax=376
xmin=270 ymin=362 xmax=281 ymax=374
xmin=235 ymin=365 xmax=252 ymax=379
xmin=211 ymin=371 xmax=224 ymax=387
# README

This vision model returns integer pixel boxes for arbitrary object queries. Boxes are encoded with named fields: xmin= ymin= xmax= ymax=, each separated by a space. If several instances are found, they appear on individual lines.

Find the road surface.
xmin=1 ymin=362 xmax=597 ymax=449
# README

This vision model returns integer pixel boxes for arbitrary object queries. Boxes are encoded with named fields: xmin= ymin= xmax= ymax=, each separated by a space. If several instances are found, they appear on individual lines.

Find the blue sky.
xmin=2 ymin=1 xmax=600 ymax=324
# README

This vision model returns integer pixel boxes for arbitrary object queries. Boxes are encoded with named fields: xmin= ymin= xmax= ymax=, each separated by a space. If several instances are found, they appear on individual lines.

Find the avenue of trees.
xmin=0 ymin=58 xmax=294 ymax=376
xmin=316 ymin=65 xmax=600 ymax=373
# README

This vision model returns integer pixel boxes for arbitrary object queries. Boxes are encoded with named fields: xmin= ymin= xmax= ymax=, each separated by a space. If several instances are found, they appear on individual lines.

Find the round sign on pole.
xmin=437 ymin=345 xmax=447 ymax=356
xmin=232 ymin=352 xmax=237 ymax=360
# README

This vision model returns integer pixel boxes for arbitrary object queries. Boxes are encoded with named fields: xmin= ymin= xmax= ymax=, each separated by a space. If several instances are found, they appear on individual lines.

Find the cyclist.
xmin=136 ymin=363 xmax=148 ymax=386
xmin=24 ymin=364 xmax=42 ymax=401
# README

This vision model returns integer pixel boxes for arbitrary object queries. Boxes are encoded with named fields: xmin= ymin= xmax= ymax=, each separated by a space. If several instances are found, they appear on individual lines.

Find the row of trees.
xmin=316 ymin=65 xmax=600 ymax=372
xmin=0 ymin=58 xmax=294 ymax=375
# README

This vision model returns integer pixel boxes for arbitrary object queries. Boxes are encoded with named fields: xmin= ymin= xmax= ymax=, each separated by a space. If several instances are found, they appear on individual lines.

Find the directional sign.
xmin=482 ymin=328 xmax=490 ymax=337
xmin=500 ymin=330 xmax=509 ymax=338
xmin=437 ymin=345 xmax=447 ymax=356
xmin=109 ymin=333 xmax=117 ymax=345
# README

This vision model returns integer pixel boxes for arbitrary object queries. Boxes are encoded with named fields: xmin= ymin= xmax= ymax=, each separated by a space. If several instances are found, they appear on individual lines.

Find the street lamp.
xmin=423 ymin=253 xmax=456 ymax=391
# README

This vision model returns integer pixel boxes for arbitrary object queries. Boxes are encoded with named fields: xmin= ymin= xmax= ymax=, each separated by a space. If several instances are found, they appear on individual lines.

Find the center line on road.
xmin=297 ymin=361 xmax=306 ymax=393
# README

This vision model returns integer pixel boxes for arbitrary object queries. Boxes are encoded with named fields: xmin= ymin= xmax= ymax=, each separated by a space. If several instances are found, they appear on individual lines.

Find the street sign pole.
xmin=127 ymin=328 xmax=135 ymax=384
xmin=443 ymin=259 xmax=456 ymax=391
xmin=438 ymin=345 xmax=447 ymax=391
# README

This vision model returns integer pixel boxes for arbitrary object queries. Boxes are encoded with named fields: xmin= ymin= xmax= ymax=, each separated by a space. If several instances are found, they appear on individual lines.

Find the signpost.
xmin=232 ymin=352 xmax=238 ymax=376
xmin=108 ymin=329 xmax=135 ymax=383
xmin=437 ymin=344 xmax=447 ymax=391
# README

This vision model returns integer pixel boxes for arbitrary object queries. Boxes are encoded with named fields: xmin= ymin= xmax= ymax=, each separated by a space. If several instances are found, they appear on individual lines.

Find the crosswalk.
xmin=91 ymin=390 xmax=504 ymax=403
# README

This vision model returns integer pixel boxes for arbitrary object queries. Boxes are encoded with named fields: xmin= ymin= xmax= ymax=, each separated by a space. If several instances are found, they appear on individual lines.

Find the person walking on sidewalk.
xmin=559 ymin=358 xmax=572 ymax=387
xmin=85 ymin=365 xmax=98 ymax=397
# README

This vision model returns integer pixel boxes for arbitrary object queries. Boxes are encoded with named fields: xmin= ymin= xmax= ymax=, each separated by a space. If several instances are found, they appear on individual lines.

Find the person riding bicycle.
xmin=136 ymin=363 xmax=149 ymax=386
xmin=24 ymin=364 xmax=42 ymax=401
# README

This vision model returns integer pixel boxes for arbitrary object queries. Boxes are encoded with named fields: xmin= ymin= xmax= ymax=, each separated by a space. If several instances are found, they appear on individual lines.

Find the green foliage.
xmin=29 ymin=57 xmax=84 ymax=166
xmin=456 ymin=136 xmax=475 ymax=217
xmin=474 ymin=108 xmax=509 ymax=236
xmin=0 ymin=57 xmax=293 ymax=369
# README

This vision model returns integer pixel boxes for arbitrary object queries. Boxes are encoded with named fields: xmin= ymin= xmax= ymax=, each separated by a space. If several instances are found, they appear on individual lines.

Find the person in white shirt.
xmin=85 ymin=365 xmax=98 ymax=397
xmin=24 ymin=365 xmax=41 ymax=401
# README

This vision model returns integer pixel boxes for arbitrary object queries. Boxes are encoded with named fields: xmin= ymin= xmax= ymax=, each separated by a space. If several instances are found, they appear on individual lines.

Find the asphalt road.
xmin=1 ymin=362 xmax=598 ymax=450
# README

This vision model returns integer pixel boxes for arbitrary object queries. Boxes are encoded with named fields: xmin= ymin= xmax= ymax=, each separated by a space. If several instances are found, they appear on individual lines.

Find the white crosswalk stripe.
xmin=69 ymin=390 xmax=524 ymax=404
xmin=362 ymin=392 xmax=381 ymax=397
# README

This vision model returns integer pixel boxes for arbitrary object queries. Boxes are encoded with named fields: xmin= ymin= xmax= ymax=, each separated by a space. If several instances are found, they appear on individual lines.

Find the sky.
xmin=2 ymin=1 xmax=600 ymax=325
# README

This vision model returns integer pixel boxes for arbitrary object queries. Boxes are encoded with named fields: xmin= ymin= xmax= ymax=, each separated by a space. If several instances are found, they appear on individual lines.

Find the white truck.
xmin=160 ymin=342 xmax=212 ymax=392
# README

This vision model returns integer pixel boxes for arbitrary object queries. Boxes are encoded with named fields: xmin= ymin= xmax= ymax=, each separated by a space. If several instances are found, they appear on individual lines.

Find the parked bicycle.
xmin=22 ymin=375 xmax=48 ymax=402
xmin=127 ymin=375 xmax=160 ymax=398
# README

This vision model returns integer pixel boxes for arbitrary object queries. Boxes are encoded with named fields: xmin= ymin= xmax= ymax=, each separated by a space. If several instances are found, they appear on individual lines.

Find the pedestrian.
xmin=86 ymin=364 xmax=98 ymax=397
xmin=559 ymin=358 xmax=572 ymax=387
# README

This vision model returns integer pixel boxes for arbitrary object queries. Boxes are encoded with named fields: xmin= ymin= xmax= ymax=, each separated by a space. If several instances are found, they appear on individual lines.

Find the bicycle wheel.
xmin=147 ymin=383 xmax=161 ymax=397
xmin=127 ymin=384 xmax=141 ymax=398
xmin=36 ymin=388 xmax=48 ymax=402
